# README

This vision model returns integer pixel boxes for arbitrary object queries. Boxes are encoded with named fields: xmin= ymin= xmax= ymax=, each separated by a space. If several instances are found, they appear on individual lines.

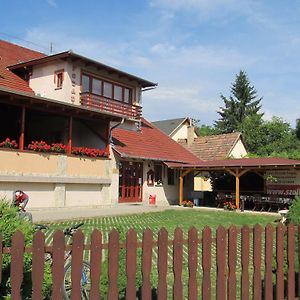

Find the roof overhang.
xmin=8 ymin=51 xmax=157 ymax=88
xmin=0 ymin=86 xmax=124 ymax=122
xmin=165 ymin=158 xmax=300 ymax=171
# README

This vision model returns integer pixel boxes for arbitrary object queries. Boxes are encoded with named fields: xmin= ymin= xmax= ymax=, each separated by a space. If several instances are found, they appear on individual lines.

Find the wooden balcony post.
xmin=67 ymin=116 xmax=73 ymax=155
xmin=19 ymin=106 xmax=26 ymax=151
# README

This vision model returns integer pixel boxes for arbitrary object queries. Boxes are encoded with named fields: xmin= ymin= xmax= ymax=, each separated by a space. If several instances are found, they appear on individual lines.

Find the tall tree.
xmin=215 ymin=70 xmax=263 ymax=133
xmin=296 ymin=118 xmax=300 ymax=139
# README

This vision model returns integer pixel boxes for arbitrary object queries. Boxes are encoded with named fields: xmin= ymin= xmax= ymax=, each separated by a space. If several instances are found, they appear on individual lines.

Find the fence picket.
xmin=188 ymin=227 xmax=198 ymax=300
xmin=228 ymin=226 xmax=237 ymax=300
xmin=52 ymin=230 xmax=65 ymax=300
xmin=287 ymin=225 xmax=295 ymax=300
xmin=202 ymin=226 xmax=212 ymax=300
xmin=157 ymin=228 xmax=168 ymax=300
xmin=264 ymin=224 xmax=274 ymax=300
xmin=253 ymin=224 xmax=262 ymax=300
xmin=32 ymin=231 xmax=45 ymax=300
xmin=126 ymin=229 xmax=137 ymax=300
xmin=216 ymin=226 xmax=227 ymax=300
xmin=70 ymin=229 xmax=84 ymax=300
xmin=108 ymin=229 xmax=119 ymax=300
xmin=90 ymin=229 xmax=102 ymax=300
xmin=173 ymin=227 xmax=183 ymax=300
xmin=141 ymin=229 xmax=153 ymax=300
xmin=276 ymin=223 xmax=285 ymax=300
xmin=0 ymin=235 xmax=2 ymax=285
xmin=241 ymin=225 xmax=250 ymax=300
xmin=10 ymin=231 xmax=24 ymax=300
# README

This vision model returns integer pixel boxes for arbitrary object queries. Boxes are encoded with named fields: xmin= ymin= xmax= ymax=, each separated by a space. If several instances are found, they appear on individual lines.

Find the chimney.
xmin=187 ymin=125 xmax=194 ymax=146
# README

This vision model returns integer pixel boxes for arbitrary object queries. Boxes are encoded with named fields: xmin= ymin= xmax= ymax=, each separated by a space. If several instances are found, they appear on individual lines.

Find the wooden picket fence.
xmin=1 ymin=223 xmax=299 ymax=299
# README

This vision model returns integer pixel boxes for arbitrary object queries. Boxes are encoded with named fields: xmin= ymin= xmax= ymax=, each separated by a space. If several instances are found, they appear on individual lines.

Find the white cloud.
xmin=47 ymin=0 xmax=57 ymax=7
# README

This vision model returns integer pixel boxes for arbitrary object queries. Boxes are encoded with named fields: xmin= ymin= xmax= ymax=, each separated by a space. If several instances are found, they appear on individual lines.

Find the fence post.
xmin=173 ymin=227 xmax=183 ymax=300
xmin=276 ymin=223 xmax=285 ymax=300
xmin=228 ymin=226 xmax=237 ymax=300
xmin=241 ymin=225 xmax=250 ymax=300
xmin=264 ymin=224 xmax=274 ymax=300
xmin=10 ymin=231 xmax=25 ymax=300
xmin=188 ymin=227 xmax=198 ymax=300
xmin=253 ymin=224 xmax=262 ymax=300
xmin=142 ymin=229 xmax=153 ymax=300
xmin=287 ymin=224 xmax=295 ymax=300
xmin=90 ymin=229 xmax=102 ymax=300
xmin=32 ymin=231 xmax=45 ymax=300
xmin=70 ymin=229 xmax=85 ymax=300
xmin=52 ymin=230 xmax=65 ymax=300
xmin=157 ymin=228 xmax=168 ymax=300
xmin=108 ymin=229 xmax=120 ymax=300
xmin=126 ymin=229 xmax=137 ymax=300
xmin=202 ymin=226 xmax=212 ymax=300
xmin=216 ymin=226 xmax=227 ymax=300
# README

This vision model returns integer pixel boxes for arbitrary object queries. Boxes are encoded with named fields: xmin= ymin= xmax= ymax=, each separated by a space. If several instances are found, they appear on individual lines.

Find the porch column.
xmin=228 ymin=169 xmax=249 ymax=209
xmin=19 ymin=106 xmax=26 ymax=151
xmin=179 ymin=169 xmax=192 ymax=206
xmin=67 ymin=116 xmax=73 ymax=155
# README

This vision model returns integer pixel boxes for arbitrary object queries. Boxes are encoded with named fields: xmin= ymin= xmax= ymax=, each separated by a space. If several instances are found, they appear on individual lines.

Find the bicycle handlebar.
xmin=35 ymin=224 xmax=49 ymax=231
xmin=63 ymin=223 xmax=84 ymax=236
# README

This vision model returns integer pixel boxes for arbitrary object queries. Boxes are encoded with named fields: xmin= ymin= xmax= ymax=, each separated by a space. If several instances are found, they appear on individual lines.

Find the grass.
xmin=41 ymin=209 xmax=279 ymax=299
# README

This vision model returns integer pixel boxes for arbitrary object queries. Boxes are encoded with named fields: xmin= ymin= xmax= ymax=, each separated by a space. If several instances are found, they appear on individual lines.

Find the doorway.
xmin=119 ymin=161 xmax=143 ymax=203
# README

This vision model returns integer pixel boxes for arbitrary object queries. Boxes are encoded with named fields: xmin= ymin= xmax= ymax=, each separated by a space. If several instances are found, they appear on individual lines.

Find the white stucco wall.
xmin=229 ymin=139 xmax=247 ymax=158
xmin=171 ymin=123 xmax=197 ymax=141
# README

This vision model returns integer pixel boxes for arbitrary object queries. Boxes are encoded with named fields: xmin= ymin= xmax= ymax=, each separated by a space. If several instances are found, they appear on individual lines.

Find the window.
xmin=168 ymin=169 xmax=175 ymax=185
xmin=154 ymin=164 xmax=163 ymax=185
xmin=103 ymin=82 xmax=112 ymax=98
xmin=54 ymin=70 xmax=64 ymax=89
xmin=114 ymin=85 xmax=122 ymax=101
xmin=81 ymin=74 xmax=133 ymax=103
xmin=92 ymin=78 xmax=102 ymax=95
xmin=82 ymin=75 xmax=90 ymax=92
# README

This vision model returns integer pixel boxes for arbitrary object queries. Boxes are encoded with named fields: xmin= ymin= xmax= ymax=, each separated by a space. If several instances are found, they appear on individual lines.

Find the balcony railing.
xmin=80 ymin=92 xmax=142 ymax=120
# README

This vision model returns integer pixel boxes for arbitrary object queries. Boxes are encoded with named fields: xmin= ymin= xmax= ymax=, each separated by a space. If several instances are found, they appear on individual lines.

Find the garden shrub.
xmin=287 ymin=195 xmax=300 ymax=224
xmin=0 ymin=198 xmax=51 ymax=299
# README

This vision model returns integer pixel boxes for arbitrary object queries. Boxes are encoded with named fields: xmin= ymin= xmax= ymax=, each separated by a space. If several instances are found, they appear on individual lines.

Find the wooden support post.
xmin=105 ymin=122 xmax=110 ymax=157
xmin=179 ymin=169 xmax=192 ymax=206
xmin=19 ymin=106 xmax=25 ymax=151
xmin=179 ymin=175 xmax=184 ymax=206
xmin=236 ymin=175 xmax=240 ymax=209
xmin=67 ymin=116 xmax=73 ymax=155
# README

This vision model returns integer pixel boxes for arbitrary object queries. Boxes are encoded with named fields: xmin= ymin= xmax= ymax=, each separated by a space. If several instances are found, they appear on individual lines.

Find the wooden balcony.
xmin=80 ymin=92 xmax=142 ymax=120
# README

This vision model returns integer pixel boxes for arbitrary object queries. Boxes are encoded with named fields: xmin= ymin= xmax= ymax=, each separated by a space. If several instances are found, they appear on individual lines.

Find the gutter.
xmin=109 ymin=118 xmax=125 ymax=145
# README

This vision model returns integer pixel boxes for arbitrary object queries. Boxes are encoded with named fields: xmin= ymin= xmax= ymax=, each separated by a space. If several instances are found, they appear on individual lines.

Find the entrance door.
xmin=119 ymin=161 xmax=143 ymax=203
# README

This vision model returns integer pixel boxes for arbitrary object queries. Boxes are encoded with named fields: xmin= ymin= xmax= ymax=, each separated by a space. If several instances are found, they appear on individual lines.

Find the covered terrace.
xmin=166 ymin=157 xmax=300 ymax=209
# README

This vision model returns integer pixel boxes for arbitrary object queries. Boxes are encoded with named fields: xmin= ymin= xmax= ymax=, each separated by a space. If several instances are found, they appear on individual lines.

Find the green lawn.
xmin=42 ymin=209 xmax=278 ymax=299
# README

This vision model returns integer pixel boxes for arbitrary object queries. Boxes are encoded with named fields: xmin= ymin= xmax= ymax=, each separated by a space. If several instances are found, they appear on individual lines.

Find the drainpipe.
xmin=109 ymin=118 xmax=125 ymax=146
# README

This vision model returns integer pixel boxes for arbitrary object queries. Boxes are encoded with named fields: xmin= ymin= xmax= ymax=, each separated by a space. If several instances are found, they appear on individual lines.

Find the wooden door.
xmin=119 ymin=161 xmax=143 ymax=203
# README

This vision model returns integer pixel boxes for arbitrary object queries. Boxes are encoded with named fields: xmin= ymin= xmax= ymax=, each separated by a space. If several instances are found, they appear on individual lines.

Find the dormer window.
xmin=54 ymin=70 xmax=64 ymax=89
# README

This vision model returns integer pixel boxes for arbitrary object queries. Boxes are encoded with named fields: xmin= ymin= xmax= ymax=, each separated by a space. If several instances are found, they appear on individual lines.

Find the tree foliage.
xmin=215 ymin=70 xmax=263 ymax=133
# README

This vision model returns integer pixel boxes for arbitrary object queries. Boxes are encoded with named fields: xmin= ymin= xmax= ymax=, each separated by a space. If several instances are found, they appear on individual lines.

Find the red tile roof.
xmin=112 ymin=118 xmax=202 ymax=163
xmin=166 ymin=157 xmax=300 ymax=169
xmin=0 ymin=40 xmax=45 ymax=94
xmin=178 ymin=132 xmax=243 ymax=160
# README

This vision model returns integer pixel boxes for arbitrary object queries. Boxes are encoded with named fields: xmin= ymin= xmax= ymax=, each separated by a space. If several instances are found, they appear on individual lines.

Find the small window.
xmin=124 ymin=88 xmax=132 ymax=103
xmin=103 ymin=82 xmax=112 ymax=98
xmin=114 ymin=85 xmax=122 ymax=101
xmin=54 ymin=70 xmax=64 ymax=89
xmin=154 ymin=164 xmax=163 ymax=185
xmin=92 ymin=78 xmax=102 ymax=95
xmin=168 ymin=169 xmax=175 ymax=185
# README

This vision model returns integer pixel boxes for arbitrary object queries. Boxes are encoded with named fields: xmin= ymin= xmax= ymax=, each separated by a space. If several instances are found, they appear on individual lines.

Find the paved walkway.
xmin=28 ymin=204 xmax=167 ymax=223
xmin=28 ymin=204 xmax=279 ymax=223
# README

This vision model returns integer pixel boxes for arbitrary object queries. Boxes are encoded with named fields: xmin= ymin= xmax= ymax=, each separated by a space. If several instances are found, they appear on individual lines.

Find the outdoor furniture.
xmin=215 ymin=193 xmax=227 ymax=208
xmin=253 ymin=194 xmax=262 ymax=211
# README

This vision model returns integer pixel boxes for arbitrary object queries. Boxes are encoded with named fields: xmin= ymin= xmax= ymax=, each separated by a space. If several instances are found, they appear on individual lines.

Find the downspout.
xmin=109 ymin=118 xmax=125 ymax=146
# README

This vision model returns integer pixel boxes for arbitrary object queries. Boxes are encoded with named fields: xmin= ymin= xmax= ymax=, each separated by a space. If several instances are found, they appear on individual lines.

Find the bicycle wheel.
xmin=63 ymin=261 xmax=91 ymax=300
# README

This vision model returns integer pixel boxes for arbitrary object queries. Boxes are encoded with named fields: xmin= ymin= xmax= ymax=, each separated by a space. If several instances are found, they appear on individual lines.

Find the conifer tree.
xmin=215 ymin=70 xmax=263 ymax=133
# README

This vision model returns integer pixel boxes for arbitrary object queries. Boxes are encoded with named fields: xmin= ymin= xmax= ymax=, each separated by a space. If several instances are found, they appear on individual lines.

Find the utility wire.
xmin=0 ymin=32 xmax=51 ymax=53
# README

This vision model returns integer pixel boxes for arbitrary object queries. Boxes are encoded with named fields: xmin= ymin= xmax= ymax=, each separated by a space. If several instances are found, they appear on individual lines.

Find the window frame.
xmin=54 ymin=69 xmax=64 ymax=89
xmin=154 ymin=164 xmax=163 ymax=185
xmin=81 ymin=72 xmax=134 ymax=104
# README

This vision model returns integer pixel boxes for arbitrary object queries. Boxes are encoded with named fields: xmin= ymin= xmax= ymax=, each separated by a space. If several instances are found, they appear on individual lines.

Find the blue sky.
xmin=1 ymin=0 xmax=300 ymax=126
